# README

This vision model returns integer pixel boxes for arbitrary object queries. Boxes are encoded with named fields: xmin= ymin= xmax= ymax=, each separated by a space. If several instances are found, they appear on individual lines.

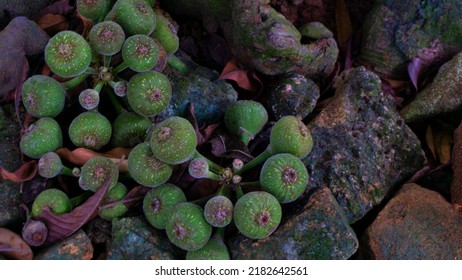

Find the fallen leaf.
xmin=0 ymin=228 xmax=33 ymax=260
xmin=0 ymin=160 xmax=37 ymax=183
xmin=335 ymin=0 xmax=353 ymax=46
xmin=32 ymin=0 xmax=74 ymax=20
xmin=451 ymin=121 xmax=462 ymax=205
xmin=184 ymin=103 xmax=220 ymax=146
xmin=426 ymin=123 xmax=453 ymax=164
xmin=208 ymin=135 xmax=253 ymax=162
xmin=407 ymin=57 xmax=424 ymax=92
xmin=219 ymin=59 xmax=263 ymax=97
xmin=56 ymin=147 xmax=131 ymax=172
xmin=36 ymin=169 xmax=115 ymax=245
xmin=100 ymin=185 xmax=151 ymax=210
xmin=37 ymin=13 xmax=69 ymax=34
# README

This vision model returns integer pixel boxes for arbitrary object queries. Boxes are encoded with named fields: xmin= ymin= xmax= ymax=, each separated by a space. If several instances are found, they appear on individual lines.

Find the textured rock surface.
xmin=229 ymin=188 xmax=358 ymax=260
xmin=401 ymin=52 xmax=462 ymax=123
xmin=303 ymin=67 xmax=426 ymax=223
xmin=107 ymin=216 xmax=183 ymax=260
xmin=358 ymin=0 xmax=462 ymax=78
xmin=361 ymin=183 xmax=462 ymax=259
xmin=0 ymin=105 xmax=22 ymax=227
xmin=159 ymin=51 xmax=238 ymax=125
xmin=266 ymin=73 xmax=320 ymax=120
xmin=34 ymin=230 xmax=93 ymax=260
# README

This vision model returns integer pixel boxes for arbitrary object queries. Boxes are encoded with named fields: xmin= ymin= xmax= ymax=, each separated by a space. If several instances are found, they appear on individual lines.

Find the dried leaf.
xmin=381 ymin=79 xmax=404 ymax=107
xmin=0 ymin=160 xmax=37 ymax=183
xmin=407 ymin=57 xmax=424 ymax=91
xmin=451 ymin=121 xmax=462 ymax=204
xmin=32 ymin=0 xmax=74 ymax=20
xmin=101 ymin=185 xmax=151 ymax=210
xmin=36 ymin=171 xmax=115 ymax=245
xmin=219 ymin=59 xmax=263 ymax=97
xmin=37 ymin=13 xmax=69 ymax=34
xmin=426 ymin=123 xmax=453 ymax=164
xmin=184 ymin=103 xmax=220 ymax=146
xmin=56 ymin=147 xmax=131 ymax=172
xmin=0 ymin=228 xmax=33 ymax=260
xmin=335 ymin=0 xmax=353 ymax=46
xmin=208 ymin=135 xmax=253 ymax=162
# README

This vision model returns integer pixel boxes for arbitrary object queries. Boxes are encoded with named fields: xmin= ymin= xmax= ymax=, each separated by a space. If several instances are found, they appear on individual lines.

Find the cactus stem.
xmin=62 ymin=73 xmax=89 ymax=90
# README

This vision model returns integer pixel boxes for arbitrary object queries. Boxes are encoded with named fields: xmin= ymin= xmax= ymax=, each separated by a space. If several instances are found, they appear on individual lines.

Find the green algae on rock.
xmin=229 ymin=188 xmax=358 ymax=260
xmin=358 ymin=0 xmax=462 ymax=78
xmin=303 ymin=67 xmax=426 ymax=223
xmin=401 ymin=52 xmax=462 ymax=123
xmin=108 ymin=216 xmax=182 ymax=259
xmin=34 ymin=230 xmax=93 ymax=260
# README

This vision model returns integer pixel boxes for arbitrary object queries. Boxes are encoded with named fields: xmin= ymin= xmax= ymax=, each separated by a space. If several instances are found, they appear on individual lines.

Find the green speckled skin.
xmin=38 ymin=152 xmax=63 ymax=178
xmin=224 ymin=100 xmax=268 ymax=145
xmin=20 ymin=117 xmax=63 ymax=159
xmin=270 ymin=115 xmax=313 ymax=159
xmin=31 ymin=188 xmax=72 ymax=218
xmin=127 ymin=71 xmax=172 ymax=117
xmin=111 ymin=112 xmax=152 ymax=147
xmin=186 ymin=236 xmax=230 ymax=260
xmin=105 ymin=0 xmax=156 ymax=36
xmin=150 ymin=11 xmax=179 ymax=55
xmin=89 ymin=21 xmax=125 ymax=55
xmin=149 ymin=116 xmax=197 ymax=165
xmin=233 ymin=191 xmax=282 ymax=239
xmin=99 ymin=182 xmax=129 ymax=221
xmin=165 ymin=202 xmax=212 ymax=251
xmin=122 ymin=35 xmax=159 ymax=72
xmin=22 ymin=75 xmax=65 ymax=118
xmin=128 ymin=142 xmax=172 ymax=187
xmin=45 ymin=31 xmax=92 ymax=78
xmin=77 ymin=0 xmax=108 ymax=20
xmin=78 ymin=156 xmax=119 ymax=192
xmin=260 ymin=153 xmax=308 ymax=204
xmin=69 ymin=112 xmax=112 ymax=150
xmin=204 ymin=195 xmax=233 ymax=227
xmin=143 ymin=183 xmax=187 ymax=229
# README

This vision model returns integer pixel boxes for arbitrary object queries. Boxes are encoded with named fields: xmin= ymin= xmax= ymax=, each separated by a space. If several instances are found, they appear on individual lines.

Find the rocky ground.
xmin=1 ymin=0 xmax=462 ymax=260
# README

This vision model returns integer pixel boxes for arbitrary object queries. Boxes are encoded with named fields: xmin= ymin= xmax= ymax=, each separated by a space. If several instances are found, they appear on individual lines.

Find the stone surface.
xmin=266 ymin=73 xmax=320 ymax=120
xmin=0 ymin=105 xmax=22 ymax=227
xmin=303 ymin=67 xmax=426 ymax=223
xmin=401 ymin=52 xmax=462 ymax=123
xmin=357 ymin=0 xmax=462 ymax=79
xmin=107 ymin=216 xmax=183 ymax=260
xmin=229 ymin=188 xmax=358 ymax=260
xmin=159 ymin=51 xmax=238 ymax=125
xmin=361 ymin=183 xmax=462 ymax=259
xmin=34 ymin=230 xmax=93 ymax=260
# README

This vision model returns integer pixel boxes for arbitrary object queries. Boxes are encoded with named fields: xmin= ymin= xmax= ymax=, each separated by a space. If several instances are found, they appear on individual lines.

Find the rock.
xmin=401 ymin=52 xmax=462 ymax=123
xmin=229 ymin=188 xmax=358 ymax=260
xmin=0 ymin=0 xmax=52 ymax=19
xmin=357 ymin=0 xmax=462 ymax=79
xmin=303 ymin=67 xmax=426 ymax=223
xmin=266 ymin=73 xmax=320 ymax=120
xmin=361 ymin=183 xmax=462 ymax=259
xmin=107 ymin=216 xmax=183 ymax=260
xmin=159 ymin=51 xmax=238 ymax=125
xmin=34 ymin=230 xmax=93 ymax=260
xmin=0 ymin=105 xmax=22 ymax=227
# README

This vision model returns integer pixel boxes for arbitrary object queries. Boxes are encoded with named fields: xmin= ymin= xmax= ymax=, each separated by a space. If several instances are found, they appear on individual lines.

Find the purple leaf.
xmin=36 ymin=171 xmax=115 ymax=245
xmin=407 ymin=57 xmax=424 ymax=91
xmin=31 ymin=0 xmax=75 ymax=21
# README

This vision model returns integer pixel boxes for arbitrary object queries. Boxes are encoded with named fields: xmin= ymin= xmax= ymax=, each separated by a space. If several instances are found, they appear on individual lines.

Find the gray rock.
xmin=229 ymin=188 xmax=358 ymax=260
xmin=0 ymin=105 xmax=22 ymax=227
xmin=267 ymin=73 xmax=320 ymax=120
xmin=357 ymin=0 xmax=462 ymax=79
xmin=361 ymin=183 xmax=462 ymax=259
xmin=303 ymin=67 xmax=426 ymax=223
xmin=107 ymin=216 xmax=183 ymax=260
xmin=159 ymin=51 xmax=238 ymax=125
xmin=401 ymin=52 xmax=462 ymax=123
xmin=34 ymin=230 xmax=93 ymax=260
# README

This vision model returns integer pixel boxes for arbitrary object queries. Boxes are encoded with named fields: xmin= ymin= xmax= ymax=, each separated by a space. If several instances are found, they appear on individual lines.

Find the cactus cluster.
xmin=18 ymin=0 xmax=314 ymax=260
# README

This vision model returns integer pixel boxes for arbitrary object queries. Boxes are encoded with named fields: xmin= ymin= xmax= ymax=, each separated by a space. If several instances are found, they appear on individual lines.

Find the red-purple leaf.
xmin=219 ymin=59 xmax=263 ymax=98
xmin=184 ymin=103 xmax=220 ymax=145
xmin=32 ymin=0 xmax=75 ymax=20
xmin=35 ymin=171 xmax=115 ymax=245
xmin=407 ymin=57 xmax=424 ymax=91
xmin=56 ymin=147 xmax=131 ymax=172
xmin=101 ymin=185 xmax=151 ymax=210
xmin=0 ymin=160 xmax=37 ymax=183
